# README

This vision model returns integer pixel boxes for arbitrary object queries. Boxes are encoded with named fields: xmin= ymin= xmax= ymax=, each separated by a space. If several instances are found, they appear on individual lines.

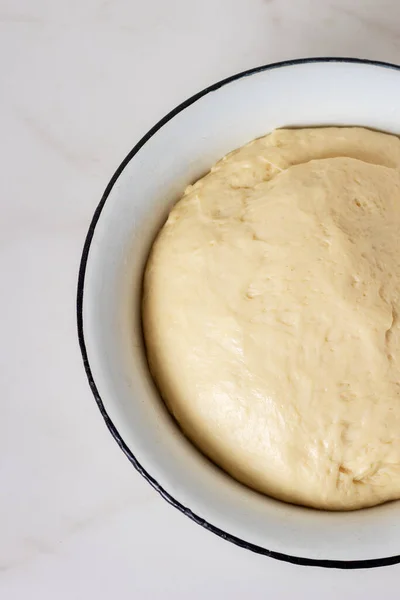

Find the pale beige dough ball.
xmin=143 ymin=127 xmax=400 ymax=510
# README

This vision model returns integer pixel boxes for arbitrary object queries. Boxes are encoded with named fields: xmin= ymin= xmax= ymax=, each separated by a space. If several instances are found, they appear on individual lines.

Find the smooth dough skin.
xmin=143 ymin=127 xmax=400 ymax=510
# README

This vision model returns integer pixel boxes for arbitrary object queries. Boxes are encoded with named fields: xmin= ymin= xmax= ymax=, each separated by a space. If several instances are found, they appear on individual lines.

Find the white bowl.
xmin=77 ymin=58 xmax=400 ymax=568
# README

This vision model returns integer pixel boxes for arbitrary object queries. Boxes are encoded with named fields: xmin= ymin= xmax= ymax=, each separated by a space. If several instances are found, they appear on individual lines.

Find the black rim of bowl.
xmin=77 ymin=57 xmax=400 ymax=569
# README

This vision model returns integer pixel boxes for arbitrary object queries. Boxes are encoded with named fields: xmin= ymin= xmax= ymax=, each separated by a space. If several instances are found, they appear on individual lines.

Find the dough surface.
xmin=143 ymin=127 xmax=400 ymax=510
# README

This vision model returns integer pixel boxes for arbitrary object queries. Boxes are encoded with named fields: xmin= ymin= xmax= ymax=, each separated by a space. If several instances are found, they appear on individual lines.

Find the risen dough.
xmin=143 ymin=127 xmax=400 ymax=510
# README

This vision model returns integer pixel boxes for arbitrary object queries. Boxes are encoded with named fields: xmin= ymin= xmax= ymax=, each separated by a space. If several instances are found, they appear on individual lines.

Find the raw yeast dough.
xmin=143 ymin=127 xmax=400 ymax=510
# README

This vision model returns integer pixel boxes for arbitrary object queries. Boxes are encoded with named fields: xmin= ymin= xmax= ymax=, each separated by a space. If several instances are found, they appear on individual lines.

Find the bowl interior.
xmin=80 ymin=59 xmax=400 ymax=564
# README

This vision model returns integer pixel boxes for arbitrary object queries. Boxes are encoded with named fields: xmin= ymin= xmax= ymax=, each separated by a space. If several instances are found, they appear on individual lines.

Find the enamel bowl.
xmin=77 ymin=58 xmax=400 ymax=568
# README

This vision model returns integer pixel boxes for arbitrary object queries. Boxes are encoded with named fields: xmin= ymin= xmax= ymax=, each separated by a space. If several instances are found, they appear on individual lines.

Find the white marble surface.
xmin=3 ymin=0 xmax=400 ymax=597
